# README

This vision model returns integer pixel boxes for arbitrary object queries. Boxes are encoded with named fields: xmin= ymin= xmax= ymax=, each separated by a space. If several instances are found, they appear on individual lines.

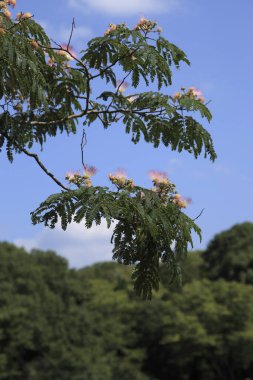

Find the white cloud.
xmin=68 ymin=0 xmax=180 ymax=16
xmin=15 ymin=221 xmax=114 ymax=269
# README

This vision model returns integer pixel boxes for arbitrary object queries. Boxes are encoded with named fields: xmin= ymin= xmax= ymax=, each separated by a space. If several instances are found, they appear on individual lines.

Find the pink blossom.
xmin=189 ymin=87 xmax=203 ymax=98
xmin=8 ymin=0 xmax=16 ymax=8
xmin=83 ymin=165 xmax=97 ymax=178
xmin=58 ymin=44 xmax=77 ymax=61
xmin=148 ymin=170 xmax=168 ymax=184
xmin=65 ymin=171 xmax=79 ymax=181
xmin=116 ymin=81 xmax=129 ymax=94
xmin=114 ymin=169 xmax=127 ymax=179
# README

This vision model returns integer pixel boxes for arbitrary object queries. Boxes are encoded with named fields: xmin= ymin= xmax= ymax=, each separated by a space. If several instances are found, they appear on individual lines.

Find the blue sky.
xmin=1 ymin=0 xmax=253 ymax=267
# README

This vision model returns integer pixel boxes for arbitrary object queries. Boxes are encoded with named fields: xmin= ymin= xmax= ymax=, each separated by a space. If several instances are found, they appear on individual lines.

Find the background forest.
xmin=0 ymin=222 xmax=253 ymax=380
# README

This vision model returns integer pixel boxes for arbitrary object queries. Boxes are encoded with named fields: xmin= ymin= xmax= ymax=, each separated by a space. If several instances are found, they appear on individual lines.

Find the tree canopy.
xmin=1 ymin=222 xmax=253 ymax=380
xmin=0 ymin=1 xmax=216 ymax=297
xmin=202 ymin=222 xmax=253 ymax=283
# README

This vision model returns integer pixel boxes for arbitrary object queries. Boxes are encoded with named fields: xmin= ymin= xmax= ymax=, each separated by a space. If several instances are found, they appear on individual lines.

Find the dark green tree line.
xmin=0 ymin=222 xmax=253 ymax=379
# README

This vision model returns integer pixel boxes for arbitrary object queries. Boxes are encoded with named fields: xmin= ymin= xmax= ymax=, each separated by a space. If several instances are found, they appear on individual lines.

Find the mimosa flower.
xmin=114 ymin=169 xmax=127 ymax=179
xmin=3 ymin=9 xmax=11 ymax=19
xmin=108 ymin=169 xmax=128 ymax=187
xmin=7 ymin=0 xmax=16 ymax=8
xmin=30 ymin=40 xmax=39 ymax=50
xmin=84 ymin=178 xmax=92 ymax=188
xmin=65 ymin=171 xmax=79 ymax=181
xmin=117 ymin=81 xmax=129 ymax=94
xmin=57 ymin=44 xmax=76 ymax=61
xmin=22 ymin=12 xmax=32 ymax=19
xmin=173 ymin=195 xmax=191 ymax=208
xmin=104 ymin=23 xmax=117 ymax=36
xmin=139 ymin=17 xmax=148 ymax=25
xmin=104 ymin=28 xmax=111 ymax=36
xmin=188 ymin=87 xmax=202 ymax=97
xmin=149 ymin=170 xmax=169 ymax=184
xmin=83 ymin=164 xmax=97 ymax=179
xmin=173 ymin=92 xmax=182 ymax=101
xmin=109 ymin=23 xmax=117 ymax=31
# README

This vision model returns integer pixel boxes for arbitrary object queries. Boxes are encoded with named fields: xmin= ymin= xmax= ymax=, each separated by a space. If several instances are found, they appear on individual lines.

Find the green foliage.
xmin=31 ymin=185 xmax=201 ymax=299
xmin=1 ymin=231 xmax=253 ymax=380
xmin=0 ymin=10 xmax=216 ymax=296
xmin=202 ymin=222 xmax=253 ymax=283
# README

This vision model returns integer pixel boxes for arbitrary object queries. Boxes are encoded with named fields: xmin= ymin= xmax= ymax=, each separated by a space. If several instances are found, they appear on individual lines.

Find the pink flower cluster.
xmin=172 ymin=193 xmax=188 ymax=209
xmin=149 ymin=170 xmax=169 ymax=185
xmin=57 ymin=44 xmax=76 ymax=61
xmin=104 ymin=23 xmax=117 ymax=36
xmin=173 ymin=87 xmax=205 ymax=104
xmin=0 ymin=0 xmax=17 ymax=20
xmin=188 ymin=87 xmax=205 ymax=103
xmin=108 ymin=170 xmax=135 ymax=189
xmin=134 ymin=17 xmax=160 ymax=32
xmin=66 ymin=165 xmax=97 ymax=188
xmin=148 ymin=170 xmax=190 ymax=209
xmin=116 ymin=80 xmax=129 ymax=94
xmin=47 ymin=45 xmax=76 ymax=66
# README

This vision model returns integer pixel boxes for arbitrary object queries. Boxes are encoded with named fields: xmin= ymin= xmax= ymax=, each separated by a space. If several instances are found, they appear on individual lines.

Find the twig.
xmin=81 ymin=129 xmax=87 ymax=167
xmin=90 ymin=47 xmax=139 ymax=80
xmin=193 ymin=208 xmax=204 ymax=221
xmin=67 ymin=18 xmax=75 ymax=50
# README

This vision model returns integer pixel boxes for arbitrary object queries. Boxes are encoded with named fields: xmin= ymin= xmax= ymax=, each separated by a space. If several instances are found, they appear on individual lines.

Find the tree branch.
xmin=81 ymin=129 xmax=87 ymax=167
xmin=2 ymin=132 xmax=69 ymax=191
xmin=19 ymin=146 xmax=70 ymax=191
xmin=30 ymin=106 xmax=167 ymax=126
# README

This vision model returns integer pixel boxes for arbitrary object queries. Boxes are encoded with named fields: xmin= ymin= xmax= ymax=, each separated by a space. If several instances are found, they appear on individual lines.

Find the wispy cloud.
xmin=68 ymin=0 xmax=181 ymax=16
xmin=190 ymin=162 xmax=251 ymax=183
xmin=15 ymin=221 xmax=113 ymax=268
xmin=168 ymin=157 xmax=183 ymax=174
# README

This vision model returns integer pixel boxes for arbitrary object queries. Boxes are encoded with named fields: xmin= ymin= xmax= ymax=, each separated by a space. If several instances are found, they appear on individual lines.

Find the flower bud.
xmin=173 ymin=92 xmax=181 ymax=100
xmin=22 ymin=12 xmax=32 ymax=19
xmin=109 ymin=23 xmax=117 ymax=31
xmin=30 ymin=40 xmax=39 ymax=50
xmin=104 ymin=28 xmax=111 ymax=36
xmin=7 ymin=0 xmax=16 ymax=7
xmin=16 ymin=12 xmax=22 ymax=19
xmin=3 ymin=9 xmax=11 ymax=19
xmin=84 ymin=179 xmax=92 ymax=188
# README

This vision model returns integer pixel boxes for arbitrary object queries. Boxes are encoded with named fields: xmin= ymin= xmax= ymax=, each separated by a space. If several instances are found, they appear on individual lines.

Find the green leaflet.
xmin=31 ymin=186 xmax=201 ymax=299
